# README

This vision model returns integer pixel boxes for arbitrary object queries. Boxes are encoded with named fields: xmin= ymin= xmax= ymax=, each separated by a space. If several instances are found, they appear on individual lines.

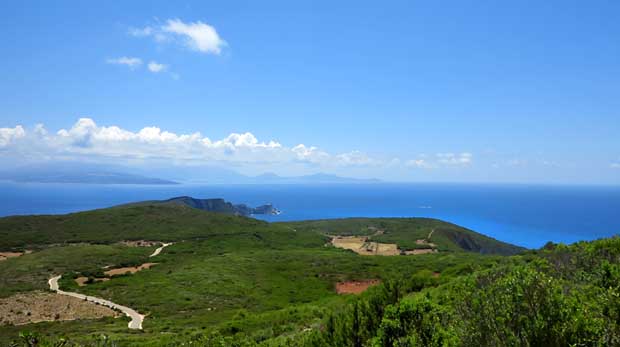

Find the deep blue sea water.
xmin=0 ymin=182 xmax=618 ymax=249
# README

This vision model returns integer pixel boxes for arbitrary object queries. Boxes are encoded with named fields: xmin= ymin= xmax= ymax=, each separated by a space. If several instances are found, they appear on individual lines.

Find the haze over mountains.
xmin=0 ymin=163 xmax=380 ymax=185
xmin=0 ymin=163 xmax=178 ymax=185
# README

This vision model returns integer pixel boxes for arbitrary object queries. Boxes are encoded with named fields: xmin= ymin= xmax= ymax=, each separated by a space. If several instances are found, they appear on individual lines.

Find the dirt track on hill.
xmin=149 ymin=242 xmax=173 ymax=257
xmin=48 ymin=275 xmax=145 ymax=329
xmin=44 ymin=241 xmax=174 ymax=330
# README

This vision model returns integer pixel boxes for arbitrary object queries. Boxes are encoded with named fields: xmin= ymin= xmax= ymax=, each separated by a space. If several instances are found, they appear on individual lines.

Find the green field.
xmin=1 ymin=202 xmax=617 ymax=346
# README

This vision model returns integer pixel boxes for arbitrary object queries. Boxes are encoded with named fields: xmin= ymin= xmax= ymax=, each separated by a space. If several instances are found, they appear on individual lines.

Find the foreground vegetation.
xmin=1 ymin=202 xmax=617 ymax=346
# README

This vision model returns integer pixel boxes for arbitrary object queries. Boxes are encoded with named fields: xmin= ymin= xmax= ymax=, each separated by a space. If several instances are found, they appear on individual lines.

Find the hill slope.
xmin=5 ymin=199 xmax=617 ymax=347
xmin=0 ymin=203 xmax=269 ymax=249
xmin=281 ymin=218 xmax=525 ymax=255
xmin=0 ymin=200 xmax=518 ymax=345
xmin=0 ymin=201 xmax=522 ymax=255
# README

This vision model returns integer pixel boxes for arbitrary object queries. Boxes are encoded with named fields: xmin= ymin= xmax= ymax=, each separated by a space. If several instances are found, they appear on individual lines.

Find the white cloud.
xmin=131 ymin=19 xmax=226 ymax=55
xmin=1 ymin=120 xmax=484 ymax=178
xmin=335 ymin=151 xmax=378 ymax=166
xmin=33 ymin=124 xmax=47 ymax=136
xmin=0 ymin=126 xmax=25 ymax=147
xmin=292 ymin=144 xmax=329 ymax=164
xmin=406 ymin=152 xmax=473 ymax=169
xmin=162 ymin=19 xmax=226 ymax=54
xmin=611 ymin=162 xmax=620 ymax=169
xmin=106 ymin=57 xmax=172 ymax=75
xmin=436 ymin=152 xmax=472 ymax=165
xmin=147 ymin=61 xmax=167 ymax=73
xmin=128 ymin=26 xmax=153 ymax=37
xmin=106 ymin=56 xmax=143 ymax=69
xmin=0 ymin=119 xmax=385 ymax=169
xmin=211 ymin=132 xmax=281 ymax=150
xmin=406 ymin=159 xmax=435 ymax=169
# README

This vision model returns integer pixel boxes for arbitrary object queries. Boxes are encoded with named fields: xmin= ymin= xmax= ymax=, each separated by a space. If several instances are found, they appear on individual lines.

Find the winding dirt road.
xmin=428 ymin=229 xmax=435 ymax=240
xmin=48 ymin=275 xmax=144 ymax=329
xmin=149 ymin=242 xmax=173 ymax=257
xmin=46 ymin=241 xmax=174 ymax=330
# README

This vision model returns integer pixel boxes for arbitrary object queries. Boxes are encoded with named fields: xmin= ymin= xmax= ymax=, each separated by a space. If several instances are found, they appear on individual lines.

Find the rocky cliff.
xmin=164 ymin=196 xmax=280 ymax=216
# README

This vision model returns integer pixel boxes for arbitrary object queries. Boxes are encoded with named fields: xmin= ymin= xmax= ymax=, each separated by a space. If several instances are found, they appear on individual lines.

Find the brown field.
xmin=331 ymin=236 xmax=368 ymax=252
xmin=104 ymin=263 xmax=157 ymax=276
xmin=372 ymin=243 xmax=400 ymax=255
xmin=0 ymin=291 xmax=118 ymax=325
xmin=75 ymin=276 xmax=110 ymax=286
xmin=330 ymin=236 xmax=402 ymax=256
xmin=329 ymin=229 xmax=440 ymax=256
xmin=336 ymin=280 xmax=381 ymax=294
xmin=0 ymin=250 xmax=31 ymax=261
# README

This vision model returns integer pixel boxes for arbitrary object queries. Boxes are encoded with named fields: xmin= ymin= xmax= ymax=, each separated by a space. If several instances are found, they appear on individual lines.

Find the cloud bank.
xmin=1 ymin=119 xmax=481 ymax=179
xmin=0 ymin=119 xmax=383 ymax=169
xmin=406 ymin=153 xmax=472 ymax=169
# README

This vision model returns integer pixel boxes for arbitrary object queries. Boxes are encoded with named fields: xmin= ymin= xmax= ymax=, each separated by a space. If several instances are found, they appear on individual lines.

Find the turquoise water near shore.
xmin=0 ymin=182 xmax=618 ymax=249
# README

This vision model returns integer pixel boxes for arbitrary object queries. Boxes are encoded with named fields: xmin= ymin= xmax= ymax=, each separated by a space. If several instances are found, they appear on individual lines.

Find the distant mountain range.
xmin=142 ymin=165 xmax=381 ymax=184
xmin=0 ymin=164 xmax=178 ymax=185
xmin=0 ymin=163 xmax=380 ymax=185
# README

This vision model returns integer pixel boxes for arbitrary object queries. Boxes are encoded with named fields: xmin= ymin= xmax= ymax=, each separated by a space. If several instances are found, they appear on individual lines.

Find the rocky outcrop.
xmin=165 ymin=197 xmax=280 ymax=216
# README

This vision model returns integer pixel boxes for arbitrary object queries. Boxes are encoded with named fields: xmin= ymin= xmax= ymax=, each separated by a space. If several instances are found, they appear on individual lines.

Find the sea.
xmin=0 ymin=181 xmax=618 ymax=249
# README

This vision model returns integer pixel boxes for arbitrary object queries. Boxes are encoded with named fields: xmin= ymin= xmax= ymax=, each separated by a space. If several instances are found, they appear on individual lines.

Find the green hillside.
xmin=0 ymin=203 xmax=268 ymax=249
xmin=5 ymin=235 xmax=617 ymax=347
xmin=0 ymin=203 xmax=523 ymax=255
xmin=281 ymin=218 xmax=524 ymax=255
xmin=3 ymin=201 xmax=616 ymax=346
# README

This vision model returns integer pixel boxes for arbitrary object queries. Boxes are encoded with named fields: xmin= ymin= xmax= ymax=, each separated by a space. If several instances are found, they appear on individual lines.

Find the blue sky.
xmin=0 ymin=1 xmax=619 ymax=184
